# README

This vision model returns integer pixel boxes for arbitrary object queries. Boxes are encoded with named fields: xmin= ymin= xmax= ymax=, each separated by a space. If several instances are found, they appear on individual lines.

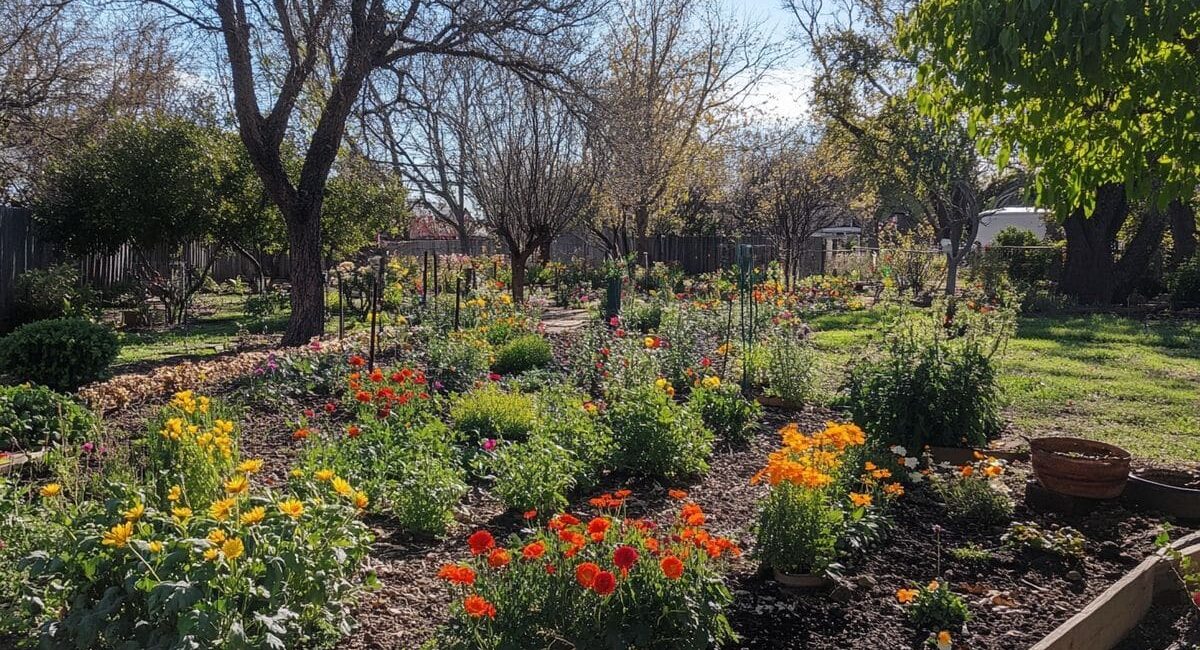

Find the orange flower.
xmin=896 ymin=588 xmax=918 ymax=604
xmin=591 ymin=570 xmax=617 ymax=596
xmin=927 ymin=580 xmax=940 ymax=591
xmin=487 ymin=548 xmax=511 ymax=568
xmin=522 ymin=541 xmax=546 ymax=560
xmin=849 ymin=492 xmax=873 ymax=508
xmin=884 ymin=483 xmax=905 ymax=497
xmin=346 ymin=425 xmax=361 ymax=438
xmin=960 ymin=465 xmax=974 ymax=477
xmin=523 ymin=509 xmax=538 ymax=520
xmin=463 ymin=594 xmax=496 ymax=619
xmin=984 ymin=464 xmax=1003 ymax=477
xmin=660 ymin=555 xmax=684 ymax=580
xmin=680 ymin=503 xmax=706 ymax=527
xmin=668 ymin=489 xmax=688 ymax=500
xmin=613 ymin=489 xmax=632 ymax=499
xmin=467 ymin=530 xmax=495 ymax=556
xmin=587 ymin=517 xmax=610 ymax=540
xmin=575 ymin=562 xmax=601 ymax=588
xmin=292 ymin=428 xmax=309 ymax=440
xmin=349 ymin=355 xmax=365 ymax=367
xmin=437 ymin=563 xmax=476 ymax=586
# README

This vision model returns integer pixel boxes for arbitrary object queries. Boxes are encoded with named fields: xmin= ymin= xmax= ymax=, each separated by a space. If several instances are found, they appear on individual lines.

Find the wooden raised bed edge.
xmin=1031 ymin=530 xmax=1200 ymax=650
xmin=0 ymin=450 xmax=45 ymax=474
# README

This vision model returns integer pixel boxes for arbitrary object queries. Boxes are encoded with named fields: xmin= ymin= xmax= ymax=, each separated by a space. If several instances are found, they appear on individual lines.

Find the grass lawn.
xmin=807 ymin=308 xmax=1200 ymax=463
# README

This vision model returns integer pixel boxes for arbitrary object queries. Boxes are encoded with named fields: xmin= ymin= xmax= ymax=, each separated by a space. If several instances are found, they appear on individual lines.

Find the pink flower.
xmin=488 ymin=373 xmax=501 ymax=382
xmin=482 ymin=439 xmax=498 ymax=451
xmin=609 ymin=316 xmax=620 ymax=327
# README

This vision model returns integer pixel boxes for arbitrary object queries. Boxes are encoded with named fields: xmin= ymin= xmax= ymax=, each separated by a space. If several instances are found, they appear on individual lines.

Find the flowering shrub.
xmin=22 ymin=464 xmax=374 ymax=649
xmin=426 ymin=335 xmax=492 ymax=393
xmin=432 ymin=493 xmax=737 ymax=649
xmin=491 ymin=334 xmax=553 ymax=375
xmin=0 ymin=384 xmax=96 ymax=451
xmin=688 ymin=380 xmax=761 ymax=444
xmin=604 ymin=382 xmax=713 ymax=479
xmin=896 ymin=579 xmax=970 ymax=633
xmin=533 ymin=387 xmax=614 ymax=484
xmin=144 ymin=391 xmax=239 ymax=506
xmin=344 ymin=360 xmax=438 ymax=426
xmin=451 ymin=386 xmax=535 ymax=441
xmin=752 ymin=422 xmax=902 ymax=576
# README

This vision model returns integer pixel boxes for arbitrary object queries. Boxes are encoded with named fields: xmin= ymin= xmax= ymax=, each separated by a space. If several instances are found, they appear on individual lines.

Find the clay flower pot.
xmin=1030 ymin=437 xmax=1130 ymax=499
xmin=772 ymin=568 xmax=831 ymax=589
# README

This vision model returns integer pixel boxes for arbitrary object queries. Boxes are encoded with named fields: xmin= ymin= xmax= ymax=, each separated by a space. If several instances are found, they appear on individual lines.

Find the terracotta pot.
xmin=1030 ymin=437 xmax=1130 ymax=499
xmin=772 ymin=568 xmax=830 ymax=589
xmin=1125 ymin=469 xmax=1200 ymax=520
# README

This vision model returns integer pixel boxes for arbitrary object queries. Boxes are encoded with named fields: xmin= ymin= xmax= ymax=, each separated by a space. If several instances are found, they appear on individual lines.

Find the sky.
xmin=724 ymin=0 xmax=814 ymax=122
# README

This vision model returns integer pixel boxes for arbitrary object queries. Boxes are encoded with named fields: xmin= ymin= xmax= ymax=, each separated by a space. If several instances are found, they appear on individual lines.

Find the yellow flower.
xmin=148 ymin=541 xmax=164 ymax=553
xmin=207 ymin=528 xmax=227 ymax=544
xmin=353 ymin=492 xmax=369 ymax=510
xmin=644 ymin=336 xmax=656 ymax=348
xmin=101 ymin=521 xmax=134 ymax=548
xmin=240 ymin=506 xmax=266 ymax=526
xmin=331 ymin=477 xmax=354 ymax=498
xmin=123 ymin=502 xmax=145 ymax=521
xmin=198 ymin=396 xmax=211 ymax=413
xmin=701 ymin=375 xmax=720 ymax=390
xmin=289 ymin=468 xmax=305 ymax=479
xmin=167 ymin=485 xmax=182 ymax=502
xmin=278 ymin=499 xmax=305 ymax=520
xmin=213 ymin=419 xmax=235 ymax=436
xmin=221 ymin=537 xmax=244 ymax=561
xmin=314 ymin=469 xmax=335 ymax=482
xmin=172 ymin=506 xmax=193 ymax=521
xmin=237 ymin=459 xmax=264 ymax=475
xmin=849 ymin=492 xmax=872 ymax=508
xmin=203 ymin=548 xmax=220 ymax=561
xmin=209 ymin=498 xmax=237 ymax=521
xmin=40 ymin=483 xmax=62 ymax=498
xmin=224 ymin=475 xmax=249 ymax=495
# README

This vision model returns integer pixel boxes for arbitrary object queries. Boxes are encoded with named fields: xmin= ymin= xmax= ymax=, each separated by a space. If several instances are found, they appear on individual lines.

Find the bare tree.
xmin=466 ymin=83 xmax=598 ymax=301
xmin=142 ymin=0 xmax=597 ymax=344
xmin=590 ymin=0 xmax=784 ymax=260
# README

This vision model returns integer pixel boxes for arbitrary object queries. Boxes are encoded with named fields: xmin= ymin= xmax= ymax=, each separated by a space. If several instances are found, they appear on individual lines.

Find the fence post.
xmin=367 ymin=253 xmax=385 ymax=372
xmin=454 ymin=277 xmax=461 ymax=331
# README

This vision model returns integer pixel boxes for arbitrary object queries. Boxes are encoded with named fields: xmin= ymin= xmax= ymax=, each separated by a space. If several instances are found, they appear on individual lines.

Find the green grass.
xmin=115 ymin=294 xmax=290 ymax=367
xmin=806 ymin=308 xmax=1200 ymax=462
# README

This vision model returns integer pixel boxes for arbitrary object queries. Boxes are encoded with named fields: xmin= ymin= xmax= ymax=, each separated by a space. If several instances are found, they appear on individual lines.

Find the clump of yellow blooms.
xmin=751 ymin=422 xmax=866 ymax=489
xmin=158 ymin=392 xmax=235 ymax=461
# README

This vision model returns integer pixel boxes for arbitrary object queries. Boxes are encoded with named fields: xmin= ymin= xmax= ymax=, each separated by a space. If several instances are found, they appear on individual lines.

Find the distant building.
xmin=976 ymin=207 xmax=1050 ymax=244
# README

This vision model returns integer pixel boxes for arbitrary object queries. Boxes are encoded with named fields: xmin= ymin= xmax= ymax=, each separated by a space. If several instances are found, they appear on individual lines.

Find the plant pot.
xmin=772 ymin=568 xmax=830 ymax=589
xmin=1124 ymin=468 xmax=1200 ymax=520
xmin=1030 ymin=437 xmax=1130 ymax=499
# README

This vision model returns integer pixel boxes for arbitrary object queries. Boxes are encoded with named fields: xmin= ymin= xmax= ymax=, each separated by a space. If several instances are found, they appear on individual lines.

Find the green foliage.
xmin=0 ymin=318 xmax=119 ymax=391
xmin=0 ymin=384 xmax=95 ymax=451
xmin=244 ymin=288 xmax=290 ymax=321
xmin=491 ymin=334 xmax=553 ymax=375
xmin=533 ymin=387 xmax=614 ymax=485
xmin=451 ymin=386 xmax=536 ymax=441
xmin=1168 ymin=253 xmax=1200 ymax=308
xmin=949 ymin=544 xmax=995 ymax=564
xmin=0 ymin=477 xmax=60 ymax=636
xmin=622 ymin=299 xmax=664 ymax=333
xmin=22 ymin=481 xmax=374 ymax=650
xmin=426 ymin=336 xmax=491 ymax=394
xmin=303 ymin=419 xmax=467 ymax=537
xmin=688 ymin=383 xmax=761 ymax=444
xmin=905 ymin=580 xmax=970 ymax=632
xmin=10 ymin=264 xmax=96 ymax=326
xmin=488 ymin=438 xmax=580 ymax=514
xmin=905 ymin=0 xmax=1200 ymax=212
xmin=1002 ymin=522 xmax=1086 ymax=559
xmin=843 ymin=306 xmax=1009 ymax=449
xmin=321 ymin=154 xmax=409 ymax=259
xmin=934 ymin=475 xmax=1014 ymax=526
xmin=604 ymin=383 xmax=713 ymax=479
xmin=764 ymin=331 xmax=818 ymax=405
xmin=755 ymin=482 xmax=841 ymax=576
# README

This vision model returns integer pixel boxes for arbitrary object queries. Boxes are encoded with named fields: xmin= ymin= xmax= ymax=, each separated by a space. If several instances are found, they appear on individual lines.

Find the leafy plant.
xmin=897 ymin=579 xmax=970 ymax=632
xmin=488 ymin=438 xmax=581 ymax=514
xmin=0 ymin=318 xmax=119 ymax=391
xmin=533 ymin=387 xmax=614 ymax=486
xmin=432 ymin=495 xmax=737 ymax=649
xmin=143 ymin=391 xmax=239 ymax=506
xmin=426 ymin=335 xmax=491 ymax=393
xmin=10 ymin=264 xmax=97 ymax=326
xmin=688 ymin=380 xmax=761 ymax=444
xmin=764 ymin=330 xmax=818 ymax=405
xmin=1168 ymin=253 xmax=1200 ymax=309
xmin=451 ymin=386 xmax=536 ymax=441
xmin=491 ymin=334 xmax=553 ymax=375
xmin=1002 ymin=522 xmax=1085 ymax=559
xmin=933 ymin=458 xmax=1013 ymax=526
xmin=949 ymin=544 xmax=995 ymax=563
xmin=0 ymin=384 xmax=96 ymax=451
xmin=604 ymin=382 xmax=713 ymax=479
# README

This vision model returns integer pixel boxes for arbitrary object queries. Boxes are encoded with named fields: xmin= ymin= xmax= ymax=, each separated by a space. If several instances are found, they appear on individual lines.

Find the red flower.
xmin=545 ymin=563 xmax=556 ymax=574
xmin=355 ymin=390 xmax=372 ymax=403
xmin=467 ymin=530 xmax=495 ymax=556
xmin=463 ymin=594 xmax=496 ymax=619
xmin=591 ymin=570 xmax=617 ymax=596
xmin=613 ymin=545 xmax=639 ymax=571
xmin=523 ymin=509 xmax=538 ymax=520
xmin=575 ymin=562 xmax=601 ymax=588
xmin=323 ymin=402 xmax=336 ymax=413
xmin=303 ymin=409 xmax=315 ymax=418
xmin=292 ymin=428 xmax=309 ymax=440
xmin=437 ymin=563 xmax=476 ymax=586
xmin=660 ymin=555 xmax=684 ymax=580
xmin=488 ymin=373 xmax=501 ymax=382
xmin=369 ymin=368 xmax=384 ymax=382
xmin=346 ymin=425 xmax=361 ymax=438
xmin=349 ymin=355 xmax=365 ymax=367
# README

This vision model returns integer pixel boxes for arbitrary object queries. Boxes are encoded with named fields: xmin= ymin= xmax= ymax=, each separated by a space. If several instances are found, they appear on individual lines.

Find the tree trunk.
xmin=231 ymin=241 xmax=267 ymax=293
xmin=633 ymin=205 xmax=650 ymax=262
xmin=1060 ymin=184 xmax=1127 ymax=304
xmin=1113 ymin=204 xmax=1168 ymax=300
xmin=1168 ymin=197 xmax=1197 ymax=265
xmin=510 ymin=252 xmax=529 ymax=303
xmin=455 ymin=221 xmax=472 ymax=254
xmin=283 ymin=205 xmax=325 ymax=345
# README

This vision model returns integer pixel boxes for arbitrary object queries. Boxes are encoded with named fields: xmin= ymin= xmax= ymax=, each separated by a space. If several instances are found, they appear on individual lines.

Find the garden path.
xmin=540 ymin=307 xmax=591 ymax=333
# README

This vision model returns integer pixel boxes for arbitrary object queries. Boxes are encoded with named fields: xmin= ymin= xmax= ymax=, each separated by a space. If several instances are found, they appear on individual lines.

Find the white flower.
xmin=889 ymin=445 xmax=908 ymax=457
xmin=903 ymin=456 xmax=919 ymax=469
xmin=909 ymin=472 xmax=925 ymax=483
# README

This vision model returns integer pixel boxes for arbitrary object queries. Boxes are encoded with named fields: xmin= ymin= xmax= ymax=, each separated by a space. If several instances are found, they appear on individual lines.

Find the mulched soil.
xmin=1115 ymin=596 xmax=1200 ymax=650
xmin=89 ymin=334 xmax=1198 ymax=650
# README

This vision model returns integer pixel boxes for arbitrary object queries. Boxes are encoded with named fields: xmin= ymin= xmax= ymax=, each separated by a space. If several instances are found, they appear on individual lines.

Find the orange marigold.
xmin=487 ymin=548 xmax=511 ymax=569
xmin=522 ymin=541 xmax=546 ymax=560
xmin=463 ymin=594 xmax=496 ymax=619
xmin=575 ymin=562 xmax=601 ymax=588
xmin=660 ymin=555 xmax=684 ymax=580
